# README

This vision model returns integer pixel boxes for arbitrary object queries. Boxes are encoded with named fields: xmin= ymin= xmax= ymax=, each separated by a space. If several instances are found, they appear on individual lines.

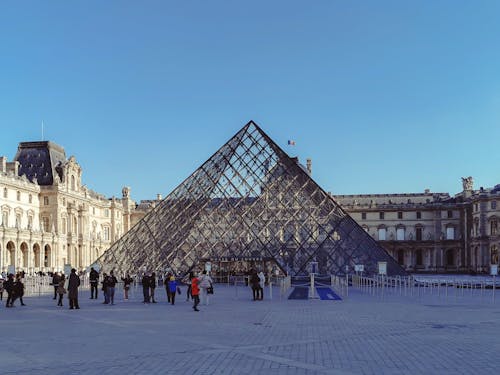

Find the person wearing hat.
xmin=68 ymin=268 xmax=81 ymax=309
xmin=168 ymin=276 xmax=178 ymax=305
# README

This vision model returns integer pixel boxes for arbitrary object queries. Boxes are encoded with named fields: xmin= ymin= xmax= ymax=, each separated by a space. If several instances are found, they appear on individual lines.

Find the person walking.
xmin=184 ymin=272 xmax=193 ymax=302
xmin=89 ymin=267 xmax=99 ymax=299
xmin=150 ymin=272 xmax=157 ymax=303
xmin=4 ymin=274 xmax=16 ymax=307
xmin=168 ymin=276 xmax=178 ymax=305
xmin=198 ymin=270 xmax=213 ymax=306
xmin=68 ymin=268 xmax=81 ymax=309
xmin=258 ymin=271 xmax=266 ymax=300
xmin=52 ymin=272 xmax=61 ymax=300
xmin=107 ymin=271 xmax=118 ymax=305
xmin=15 ymin=275 xmax=26 ymax=306
xmin=250 ymin=270 xmax=260 ymax=301
xmin=142 ymin=273 xmax=151 ymax=303
xmin=101 ymin=273 xmax=109 ymax=304
xmin=191 ymin=273 xmax=200 ymax=312
xmin=56 ymin=275 xmax=66 ymax=307
xmin=121 ymin=273 xmax=133 ymax=301
xmin=0 ymin=276 xmax=4 ymax=301
xmin=165 ymin=272 xmax=172 ymax=303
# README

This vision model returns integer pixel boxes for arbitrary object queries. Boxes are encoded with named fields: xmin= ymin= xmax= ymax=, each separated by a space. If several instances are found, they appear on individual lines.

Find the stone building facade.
xmin=1 ymin=140 xmax=497 ymax=275
xmin=333 ymin=177 xmax=499 ymax=273
xmin=0 ymin=141 xmax=138 ymax=274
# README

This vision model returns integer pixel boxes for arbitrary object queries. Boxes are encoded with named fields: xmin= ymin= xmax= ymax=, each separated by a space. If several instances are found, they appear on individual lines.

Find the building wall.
xmin=0 ymin=147 xmax=135 ymax=274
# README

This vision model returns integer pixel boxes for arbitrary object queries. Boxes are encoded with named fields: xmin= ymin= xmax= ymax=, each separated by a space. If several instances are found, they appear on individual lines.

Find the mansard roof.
xmin=14 ymin=141 xmax=66 ymax=186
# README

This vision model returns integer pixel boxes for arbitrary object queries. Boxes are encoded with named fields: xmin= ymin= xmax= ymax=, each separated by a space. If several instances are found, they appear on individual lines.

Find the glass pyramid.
xmin=96 ymin=121 xmax=406 ymax=277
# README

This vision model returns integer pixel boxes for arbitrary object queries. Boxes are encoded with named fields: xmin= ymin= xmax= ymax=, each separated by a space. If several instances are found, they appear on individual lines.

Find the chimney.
xmin=424 ymin=189 xmax=430 ymax=194
xmin=157 ymin=194 xmax=162 ymax=201
xmin=306 ymin=158 xmax=312 ymax=175
xmin=6 ymin=161 xmax=19 ymax=175
xmin=0 ymin=156 xmax=6 ymax=173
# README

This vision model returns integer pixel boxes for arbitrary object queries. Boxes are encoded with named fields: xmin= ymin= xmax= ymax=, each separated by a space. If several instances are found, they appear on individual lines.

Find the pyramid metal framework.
xmin=96 ymin=121 xmax=406 ymax=277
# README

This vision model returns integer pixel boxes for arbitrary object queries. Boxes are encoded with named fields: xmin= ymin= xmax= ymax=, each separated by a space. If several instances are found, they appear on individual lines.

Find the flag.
xmin=287 ymin=140 xmax=296 ymax=146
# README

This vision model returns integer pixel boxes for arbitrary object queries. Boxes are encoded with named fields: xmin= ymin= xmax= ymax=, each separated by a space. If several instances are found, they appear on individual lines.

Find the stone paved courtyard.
xmin=1 ymin=284 xmax=499 ymax=374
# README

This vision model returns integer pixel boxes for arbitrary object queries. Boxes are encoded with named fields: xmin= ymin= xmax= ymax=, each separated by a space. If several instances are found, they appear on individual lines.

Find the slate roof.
xmin=14 ymin=141 xmax=67 ymax=186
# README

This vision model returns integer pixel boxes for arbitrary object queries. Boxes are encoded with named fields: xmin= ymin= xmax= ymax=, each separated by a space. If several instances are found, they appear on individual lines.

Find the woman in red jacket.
xmin=191 ymin=274 xmax=200 ymax=312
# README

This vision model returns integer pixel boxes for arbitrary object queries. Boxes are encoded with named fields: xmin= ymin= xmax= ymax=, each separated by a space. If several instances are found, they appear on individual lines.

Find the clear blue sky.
xmin=1 ymin=1 xmax=499 ymax=201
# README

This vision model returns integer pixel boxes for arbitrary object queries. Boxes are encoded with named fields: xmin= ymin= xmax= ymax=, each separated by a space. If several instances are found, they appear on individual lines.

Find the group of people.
xmin=3 ymin=267 xmax=267 ymax=311
xmin=0 ymin=273 xmax=26 ymax=307
xmin=249 ymin=270 xmax=266 ymax=301
xmin=52 ymin=268 xmax=81 ymax=309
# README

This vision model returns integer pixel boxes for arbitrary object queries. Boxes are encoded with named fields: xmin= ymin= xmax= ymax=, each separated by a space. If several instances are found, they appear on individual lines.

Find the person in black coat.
xmin=142 ymin=274 xmax=150 ymax=303
xmin=15 ymin=275 xmax=26 ymax=306
xmin=250 ymin=270 xmax=260 ymax=301
xmin=68 ymin=268 xmax=81 ymax=309
xmin=52 ymin=272 xmax=61 ymax=300
xmin=89 ymin=267 xmax=99 ymax=299
xmin=4 ymin=274 xmax=16 ymax=307
xmin=150 ymin=272 xmax=157 ymax=303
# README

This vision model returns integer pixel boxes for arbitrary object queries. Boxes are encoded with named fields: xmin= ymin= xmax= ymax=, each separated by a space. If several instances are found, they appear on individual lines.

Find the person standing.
xmin=4 ymin=274 xmax=16 ymax=307
xmin=198 ymin=270 xmax=213 ymax=306
xmin=168 ymin=276 xmax=177 ymax=305
xmin=107 ymin=271 xmax=118 ymax=305
xmin=191 ymin=273 xmax=200 ymax=312
xmin=121 ymin=273 xmax=133 ymax=301
xmin=68 ymin=268 xmax=80 ymax=309
xmin=142 ymin=273 xmax=151 ymax=303
xmin=258 ymin=271 xmax=265 ymax=300
xmin=56 ymin=275 xmax=66 ymax=307
xmin=89 ymin=267 xmax=99 ymax=299
xmin=250 ymin=270 xmax=260 ymax=301
xmin=52 ymin=272 xmax=61 ymax=300
xmin=150 ymin=272 xmax=157 ymax=303
xmin=101 ymin=273 xmax=109 ymax=304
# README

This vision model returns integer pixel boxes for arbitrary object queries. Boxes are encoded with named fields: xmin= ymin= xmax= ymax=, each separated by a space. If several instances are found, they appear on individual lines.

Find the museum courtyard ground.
xmin=1 ymin=283 xmax=499 ymax=375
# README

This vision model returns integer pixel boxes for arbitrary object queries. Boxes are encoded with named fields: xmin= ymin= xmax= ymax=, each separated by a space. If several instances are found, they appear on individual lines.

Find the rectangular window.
xmin=491 ymin=221 xmax=498 ymax=236
xmin=105 ymin=209 xmax=109 ymax=218
xmin=416 ymin=211 xmax=421 ymax=219
xmin=44 ymin=196 xmax=49 ymax=205
xmin=104 ymin=226 xmax=110 ymax=241
xmin=361 ymin=212 xmax=366 ymax=220
xmin=492 ymin=201 xmax=497 ymax=210
xmin=378 ymin=228 xmax=386 ymax=241
xmin=398 ymin=212 xmax=403 ymax=219
xmin=447 ymin=210 xmax=453 ymax=219
xmin=379 ymin=212 xmax=384 ymax=220
xmin=42 ymin=217 xmax=50 ymax=232
xmin=474 ymin=203 xmax=478 ymax=212
xmin=396 ymin=227 xmax=405 ymax=241
xmin=416 ymin=227 xmax=423 ymax=241
xmin=16 ymin=191 xmax=21 ymax=201
xmin=28 ymin=216 xmax=33 ymax=229
xmin=446 ymin=227 xmax=455 ymax=240
xmin=2 ymin=212 xmax=7 ymax=226
xmin=29 ymin=194 xmax=32 ymax=204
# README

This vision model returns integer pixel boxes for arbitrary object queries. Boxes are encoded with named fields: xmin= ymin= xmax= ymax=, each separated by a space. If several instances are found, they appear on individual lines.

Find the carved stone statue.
xmin=122 ymin=186 xmax=130 ymax=198
xmin=461 ymin=176 xmax=473 ymax=191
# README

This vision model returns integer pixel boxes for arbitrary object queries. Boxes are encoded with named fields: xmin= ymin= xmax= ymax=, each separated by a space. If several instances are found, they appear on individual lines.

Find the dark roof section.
xmin=14 ymin=141 xmax=67 ymax=186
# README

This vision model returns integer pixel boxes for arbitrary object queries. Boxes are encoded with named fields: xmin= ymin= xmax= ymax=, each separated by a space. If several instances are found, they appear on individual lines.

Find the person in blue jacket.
xmin=168 ymin=276 xmax=177 ymax=305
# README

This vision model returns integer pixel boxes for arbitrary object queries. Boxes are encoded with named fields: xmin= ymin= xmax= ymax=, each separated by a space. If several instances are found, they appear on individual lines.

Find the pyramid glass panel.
xmin=96 ymin=121 xmax=406 ymax=277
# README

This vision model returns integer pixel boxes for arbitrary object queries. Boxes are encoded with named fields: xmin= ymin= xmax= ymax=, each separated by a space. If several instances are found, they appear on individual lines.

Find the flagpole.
xmin=42 ymin=121 xmax=44 ymax=141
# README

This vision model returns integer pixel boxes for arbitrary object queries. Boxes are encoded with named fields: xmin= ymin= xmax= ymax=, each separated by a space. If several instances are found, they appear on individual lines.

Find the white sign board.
xmin=205 ymin=262 xmax=212 ymax=272
xmin=354 ymin=264 xmax=364 ymax=273
xmin=490 ymin=264 xmax=498 ymax=276
xmin=378 ymin=261 xmax=387 ymax=275
xmin=64 ymin=264 xmax=72 ymax=276
xmin=7 ymin=265 xmax=15 ymax=276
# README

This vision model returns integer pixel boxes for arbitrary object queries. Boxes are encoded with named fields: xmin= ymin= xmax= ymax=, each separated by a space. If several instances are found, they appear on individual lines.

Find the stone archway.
xmin=446 ymin=249 xmax=455 ymax=267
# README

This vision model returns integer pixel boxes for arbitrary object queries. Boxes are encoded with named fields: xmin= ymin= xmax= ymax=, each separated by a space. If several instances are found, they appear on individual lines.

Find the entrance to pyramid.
xmin=96 ymin=121 xmax=406 ymax=278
